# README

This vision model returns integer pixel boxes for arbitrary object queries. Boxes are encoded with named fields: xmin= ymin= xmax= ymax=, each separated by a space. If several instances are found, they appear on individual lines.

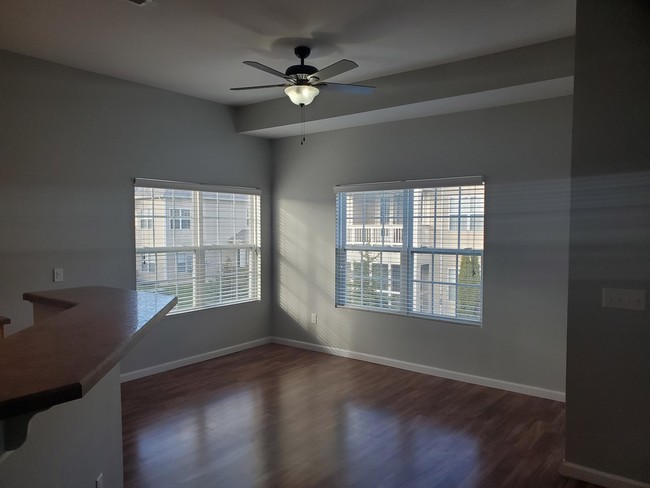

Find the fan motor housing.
xmin=285 ymin=64 xmax=318 ymax=77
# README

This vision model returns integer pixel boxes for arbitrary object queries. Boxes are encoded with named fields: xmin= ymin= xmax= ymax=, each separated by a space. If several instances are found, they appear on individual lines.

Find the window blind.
xmin=335 ymin=177 xmax=484 ymax=324
xmin=134 ymin=179 xmax=261 ymax=314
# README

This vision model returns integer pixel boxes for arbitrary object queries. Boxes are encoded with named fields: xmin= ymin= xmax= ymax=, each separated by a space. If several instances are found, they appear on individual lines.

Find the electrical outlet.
xmin=53 ymin=268 xmax=64 ymax=283
xmin=95 ymin=473 xmax=103 ymax=488
xmin=310 ymin=313 xmax=318 ymax=324
xmin=602 ymin=288 xmax=646 ymax=311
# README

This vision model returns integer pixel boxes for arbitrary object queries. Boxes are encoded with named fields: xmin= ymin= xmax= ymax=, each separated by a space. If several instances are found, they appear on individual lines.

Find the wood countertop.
xmin=0 ymin=286 xmax=176 ymax=420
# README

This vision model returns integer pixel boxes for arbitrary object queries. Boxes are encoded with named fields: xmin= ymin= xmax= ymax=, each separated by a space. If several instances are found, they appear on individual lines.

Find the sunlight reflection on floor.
xmin=134 ymin=386 xmax=262 ymax=487
xmin=342 ymin=403 xmax=479 ymax=487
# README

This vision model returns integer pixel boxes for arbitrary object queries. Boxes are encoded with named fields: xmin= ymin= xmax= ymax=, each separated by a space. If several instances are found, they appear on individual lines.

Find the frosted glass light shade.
xmin=284 ymin=85 xmax=319 ymax=105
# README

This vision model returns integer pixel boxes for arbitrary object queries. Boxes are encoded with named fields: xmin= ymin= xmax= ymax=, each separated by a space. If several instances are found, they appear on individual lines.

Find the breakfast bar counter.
xmin=0 ymin=286 xmax=176 ymax=424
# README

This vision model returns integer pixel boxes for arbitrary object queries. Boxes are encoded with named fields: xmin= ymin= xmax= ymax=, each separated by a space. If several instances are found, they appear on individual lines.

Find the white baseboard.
xmin=120 ymin=337 xmax=272 ymax=383
xmin=120 ymin=334 xmax=565 ymax=402
xmin=560 ymin=462 xmax=650 ymax=488
xmin=271 ymin=337 xmax=566 ymax=402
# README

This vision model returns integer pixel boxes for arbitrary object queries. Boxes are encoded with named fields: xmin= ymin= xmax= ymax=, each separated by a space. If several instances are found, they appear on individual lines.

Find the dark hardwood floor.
xmin=122 ymin=344 xmax=598 ymax=488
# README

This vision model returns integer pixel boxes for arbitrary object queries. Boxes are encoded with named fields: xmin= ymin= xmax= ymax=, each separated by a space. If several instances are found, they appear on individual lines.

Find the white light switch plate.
xmin=53 ymin=268 xmax=64 ymax=283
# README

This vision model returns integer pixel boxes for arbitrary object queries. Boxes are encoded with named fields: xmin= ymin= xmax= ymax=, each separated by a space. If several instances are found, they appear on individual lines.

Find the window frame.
xmin=134 ymin=178 xmax=261 ymax=315
xmin=335 ymin=176 xmax=484 ymax=325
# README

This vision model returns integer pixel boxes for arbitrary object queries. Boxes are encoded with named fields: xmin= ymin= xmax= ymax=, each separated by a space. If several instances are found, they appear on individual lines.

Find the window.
xmin=139 ymin=209 xmax=153 ymax=229
xmin=176 ymin=252 xmax=193 ymax=273
xmin=169 ymin=208 xmax=191 ymax=230
xmin=335 ymin=177 xmax=484 ymax=324
xmin=134 ymin=178 xmax=261 ymax=314
xmin=140 ymin=253 xmax=156 ymax=273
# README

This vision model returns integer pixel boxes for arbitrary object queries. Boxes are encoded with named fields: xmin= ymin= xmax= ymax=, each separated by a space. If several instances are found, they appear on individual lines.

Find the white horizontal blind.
xmin=134 ymin=178 xmax=261 ymax=195
xmin=334 ymin=175 xmax=483 ymax=193
xmin=335 ymin=179 xmax=484 ymax=324
xmin=134 ymin=180 xmax=261 ymax=314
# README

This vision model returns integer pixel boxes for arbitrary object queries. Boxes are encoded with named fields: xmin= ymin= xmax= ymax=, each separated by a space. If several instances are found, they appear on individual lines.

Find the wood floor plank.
xmin=122 ymin=344 xmax=599 ymax=488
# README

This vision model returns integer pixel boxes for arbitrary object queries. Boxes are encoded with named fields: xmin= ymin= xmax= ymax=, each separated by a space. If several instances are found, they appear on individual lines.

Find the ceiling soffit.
xmin=235 ymin=37 xmax=575 ymax=138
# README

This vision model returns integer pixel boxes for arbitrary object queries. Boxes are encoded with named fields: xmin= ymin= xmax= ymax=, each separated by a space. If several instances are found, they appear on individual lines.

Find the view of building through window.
xmin=134 ymin=180 xmax=261 ymax=313
xmin=336 ymin=180 xmax=484 ymax=323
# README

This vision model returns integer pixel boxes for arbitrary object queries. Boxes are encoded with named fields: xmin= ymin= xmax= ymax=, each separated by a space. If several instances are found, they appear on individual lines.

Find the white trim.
xmin=134 ymin=178 xmax=261 ymax=195
xmin=559 ymin=462 xmax=650 ymax=488
xmin=120 ymin=337 xmax=271 ymax=383
xmin=271 ymin=337 xmax=565 ymax=402
xmin=119 ymin=335 xmax=565 ymax=401
xmin=334 ymin=176 xmax=484 ymax=193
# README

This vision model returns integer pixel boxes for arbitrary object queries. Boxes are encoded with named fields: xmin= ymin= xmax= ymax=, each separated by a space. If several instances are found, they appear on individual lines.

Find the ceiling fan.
xmin=231 ymin=46 xmax=375 ymax=106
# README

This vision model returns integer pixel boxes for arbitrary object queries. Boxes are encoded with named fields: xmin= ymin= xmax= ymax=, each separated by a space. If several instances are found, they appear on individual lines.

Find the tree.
xmin=348 ymin=250 xmax=382 ymax=306
xmin=220 ymin=256 xmax=250 ymax=299
xmin=457 ymin=255 xmax=481 ymax=319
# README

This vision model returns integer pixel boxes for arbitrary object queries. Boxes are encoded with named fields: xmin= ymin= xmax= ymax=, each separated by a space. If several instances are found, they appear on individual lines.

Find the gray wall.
xmin=0 ymin=366 xmax=123 ymax=488
xmin=0 ymin=50 xmax=273 ymax=374
xmin=565 ymin=0 xmax=650 ymax=482
xmin=272 ymin=96 xmax=573 ymax=394
xmin=0 ymin=50 xmax=271 ymax=487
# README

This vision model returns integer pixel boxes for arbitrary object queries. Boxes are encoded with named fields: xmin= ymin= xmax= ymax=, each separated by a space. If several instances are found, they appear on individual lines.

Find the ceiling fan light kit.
xmin=284 ymin=85 xmax=319 ymax=106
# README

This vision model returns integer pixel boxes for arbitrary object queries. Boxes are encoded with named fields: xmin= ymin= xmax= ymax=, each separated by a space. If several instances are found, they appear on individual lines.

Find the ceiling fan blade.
xmin=230 ymin=84 xmax=288 ymax=91
xmin=243 ymin=61 xmax=290 ymax=79
xmin=309 ymin=59 xmax=358 ymax=81
xmin=316 ymin=82 xmax=375 ymax=94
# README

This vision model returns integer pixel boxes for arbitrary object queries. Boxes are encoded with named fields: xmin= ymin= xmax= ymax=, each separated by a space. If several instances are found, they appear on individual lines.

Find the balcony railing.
xmin=346 ymin=225 xmax=403 ymax=245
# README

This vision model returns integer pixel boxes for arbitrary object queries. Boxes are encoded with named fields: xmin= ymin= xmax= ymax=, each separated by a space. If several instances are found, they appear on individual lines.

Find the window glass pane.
xmin=411 ymin=186 xmax=485 ymax=251
xmin=411 ymin=252 xmax=482 ymax=320
xmin=343 ymin=250 xmax=401 ymax=311
xmin=345 ymin=190 xmax=404 ymax=247
xmin=456 ymin=255 xmax=482 ymax=321
xmin=201 ymin=193 xmax=255 ymax=246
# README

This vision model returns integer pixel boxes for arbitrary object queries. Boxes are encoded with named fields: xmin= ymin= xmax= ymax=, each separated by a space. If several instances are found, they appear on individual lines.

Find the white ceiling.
xmin=0 ymin=0 xmax=576 ymax=107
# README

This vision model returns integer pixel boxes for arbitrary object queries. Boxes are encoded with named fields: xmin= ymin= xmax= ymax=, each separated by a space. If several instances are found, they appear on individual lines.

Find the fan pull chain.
xmin=300 ymin=103 xmax=306 ymax=145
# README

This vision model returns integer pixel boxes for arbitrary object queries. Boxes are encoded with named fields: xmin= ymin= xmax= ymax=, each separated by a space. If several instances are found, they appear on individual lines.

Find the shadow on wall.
xmin=274 ymin=174 xmax=579 ymax=353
